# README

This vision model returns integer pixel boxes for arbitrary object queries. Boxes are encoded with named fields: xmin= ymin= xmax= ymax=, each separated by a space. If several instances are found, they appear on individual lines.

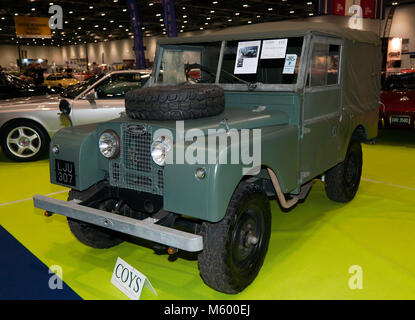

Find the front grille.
xmin=109 ymin=123 xmax=164 ymax=195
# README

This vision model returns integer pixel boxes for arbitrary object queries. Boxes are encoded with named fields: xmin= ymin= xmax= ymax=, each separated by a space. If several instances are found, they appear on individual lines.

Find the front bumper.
xmin=33 ymin=194 xmax=203 ymax=252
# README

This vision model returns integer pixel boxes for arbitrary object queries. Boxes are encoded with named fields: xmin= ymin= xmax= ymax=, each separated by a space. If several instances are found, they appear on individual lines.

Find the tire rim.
xmin=232 ymin=207 xmax=263 ymax=272
xmin=6 ymin=126 xmax=42 ymax=159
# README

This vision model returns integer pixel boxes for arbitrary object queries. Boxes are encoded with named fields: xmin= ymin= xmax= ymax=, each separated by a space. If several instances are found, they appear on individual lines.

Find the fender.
xmin=163 ymin=124 xmax=299 ymax=222
xmin=49 ymin=123 xmax=105 ymax=190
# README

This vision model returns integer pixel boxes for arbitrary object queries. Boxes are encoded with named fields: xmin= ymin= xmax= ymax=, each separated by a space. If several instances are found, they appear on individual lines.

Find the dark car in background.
xmin=380 ymin=71 xmax=415 ymax=128
xmin=0 ymin=72 xmax=62 ymax=100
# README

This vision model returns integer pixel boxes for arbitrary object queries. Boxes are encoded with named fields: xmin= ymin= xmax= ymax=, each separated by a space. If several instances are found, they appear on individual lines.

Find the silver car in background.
xmin=0 ymin=70 xmax=150 ymax=162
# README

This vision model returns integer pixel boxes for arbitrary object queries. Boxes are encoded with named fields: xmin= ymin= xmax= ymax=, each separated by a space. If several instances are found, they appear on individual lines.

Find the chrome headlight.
xmin=151 ymin=137 xmax=172 ymax=166
xmin=98 ymin=130 xmax=120 ymax=159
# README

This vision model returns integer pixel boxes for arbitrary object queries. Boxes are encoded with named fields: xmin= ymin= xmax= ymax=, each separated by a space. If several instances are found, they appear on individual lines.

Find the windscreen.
xmin=220 ymin=37 xmax=303 ymax=85
xmin=157 ymin=42 xmax=222 ymax=85
xmin=156 ymin=37 xmax=304 ymax=89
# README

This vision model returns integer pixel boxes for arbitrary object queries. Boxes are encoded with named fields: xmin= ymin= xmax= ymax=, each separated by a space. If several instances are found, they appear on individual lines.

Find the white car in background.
xmin=0 ymin=70 xmax=150 ymax=162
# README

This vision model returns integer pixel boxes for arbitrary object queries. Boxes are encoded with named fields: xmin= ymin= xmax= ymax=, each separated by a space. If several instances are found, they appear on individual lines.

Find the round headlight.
xmin=151 ymin=137 xmax=172 ymax=166
xmin=98 ymin=130 xmax=120 ymax=159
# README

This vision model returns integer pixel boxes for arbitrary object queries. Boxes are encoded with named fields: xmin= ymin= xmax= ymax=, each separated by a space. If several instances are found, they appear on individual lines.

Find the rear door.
xmin=300 ymin=36 xmax=343 ymax=183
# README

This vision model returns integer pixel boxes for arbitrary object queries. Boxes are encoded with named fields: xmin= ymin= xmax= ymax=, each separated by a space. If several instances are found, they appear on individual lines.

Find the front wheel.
xmin=197 ymin=182 xmax=271 ymax=294
xmin=67 ymin=195 xmax=124 ymax=249
xmin=1 ymin=121 xmax=49 ymax=162
xmin=324 ymin=140 xmax=363 ymax=202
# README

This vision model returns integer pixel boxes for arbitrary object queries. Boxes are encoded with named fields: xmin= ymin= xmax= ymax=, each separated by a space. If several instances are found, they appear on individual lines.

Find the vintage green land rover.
xmin=34 ymin=22 xmax=381 ymax=294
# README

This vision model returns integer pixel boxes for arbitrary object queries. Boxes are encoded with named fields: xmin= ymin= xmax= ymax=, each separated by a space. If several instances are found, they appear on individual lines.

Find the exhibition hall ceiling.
xmin=0 ymin=0 xmax=414 ymax=46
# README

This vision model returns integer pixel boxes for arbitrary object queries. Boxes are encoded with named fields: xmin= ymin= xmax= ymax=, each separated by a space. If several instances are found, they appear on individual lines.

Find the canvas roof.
xmin=157 ymin=21 xmax=381 ymax=46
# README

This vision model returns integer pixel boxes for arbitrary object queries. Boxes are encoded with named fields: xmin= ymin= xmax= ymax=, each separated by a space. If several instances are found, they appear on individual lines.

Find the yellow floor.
xmin=1 ymin=129 xmax=415 ymax=300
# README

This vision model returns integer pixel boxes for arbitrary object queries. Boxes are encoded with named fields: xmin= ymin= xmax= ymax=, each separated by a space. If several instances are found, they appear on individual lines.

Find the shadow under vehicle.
xmin=34 ymin=21 xmax=381 ymax=294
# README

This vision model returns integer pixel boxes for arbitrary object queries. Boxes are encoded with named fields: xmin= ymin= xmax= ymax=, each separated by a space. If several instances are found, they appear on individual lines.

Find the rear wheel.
xmin=324 ymin=140 xmax=362 ymax=202
xmin=1 ymin=121 xmax=49 ymax=162
xmin=198 ymin=182 xmax=271 ymax=294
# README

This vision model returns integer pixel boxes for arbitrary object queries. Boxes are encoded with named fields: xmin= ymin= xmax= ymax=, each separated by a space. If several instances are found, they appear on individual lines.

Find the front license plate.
xmin=55 ymin=159 xmax=76 ymax=186
xmin=390 ymin=115 xmax=411 ymax=125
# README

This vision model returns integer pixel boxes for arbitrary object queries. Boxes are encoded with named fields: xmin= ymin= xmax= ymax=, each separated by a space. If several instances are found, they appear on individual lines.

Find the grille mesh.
xmin=109 ymin=123 xmax=164 ymax=195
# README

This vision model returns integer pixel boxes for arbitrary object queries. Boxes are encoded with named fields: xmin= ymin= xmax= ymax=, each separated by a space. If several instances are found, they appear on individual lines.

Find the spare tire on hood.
xmin=125 ymin=84 xmax=225 ymax=121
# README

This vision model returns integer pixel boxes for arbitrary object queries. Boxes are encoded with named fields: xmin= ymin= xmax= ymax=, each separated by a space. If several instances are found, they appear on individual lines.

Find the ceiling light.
xmin=228 ymin=19 xmax=232 ymax=22
xmin=101 ymin=13 xmax=106 ymax=16
xmin=309 ymin=13 xmax=314 ymax=16
xmin=64 ymin=21 xmax=68 ymax=24
xmin=78 ymin=27 xmax=82 ymax=29
xmin=180 ymin=30 xmax=183 ymax=33
xmin=307 ymin=1 xmax=313 ymax=4
xmin=212 ymin=1 xmax=218 ymax=4
xmin=200 ymin=27 xmax=204 ymax=30
xmin=268 ymin=7 xmax=273 ymax=11
xmin=183 ymin=15 xmax=187 ymax=18
xmin=125 ymin=29 xmax=129 ymax=31
xmin=123 ymin=8 xmax=127 ymax=12
xmin=243 ymin=4 xmax=248 ymax=7
xmin=81 ymin=17 xmax=85 ymax=20
xmin=89 ymin=6 xmax=93 ymax=9
xmin=14 ymin=13 xmax=18 ymax=16
xmin=205 ymin=22 xmax=208 ymax=25
xmin=290 ymin=10 xmax=295 ymax=13
xmin=235 ymin=12 xmax=240 ymax=15
xmin=49 ymin=2 xmax=54 ymax=5
xmin=257 ymin=15 xmax=261 ymax=18
xmin=69 ymin=11 xmax=73 ymax=14
xmin=31 ymin=8 xmax=35 ymax=11
xmin=206 ymin=17 xmax=211 ymax=20
xmin=156 ymin=13 xmax=161 ymax=16
xmin=103 ymin=27 xmax=107 ymax=30
xmin=94 ymin=25 xmax=99 ymax=27
xmin=149 ymin=3 xmax=154 ymax=6
xmin=392 ymin=1 xmax=398 ymax=4
xmin=210 ymin=10 xmax=215 ymax=13
xmin=184 ymin=20 xmax=187 ymax=23
xmin=110 ymin=20 xmax=114 ymax=23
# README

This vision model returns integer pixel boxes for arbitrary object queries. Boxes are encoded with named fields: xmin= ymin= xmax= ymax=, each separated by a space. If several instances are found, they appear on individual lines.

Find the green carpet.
xmin=1 ymin=129 xmax=414 ymax=299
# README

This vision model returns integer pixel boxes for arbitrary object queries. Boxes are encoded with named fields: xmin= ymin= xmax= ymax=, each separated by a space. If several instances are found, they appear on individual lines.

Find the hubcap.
xmin=232 ymin=209 xmax=263 ymax=270
xmin=6 ymin=126 xmax=41 ymax=158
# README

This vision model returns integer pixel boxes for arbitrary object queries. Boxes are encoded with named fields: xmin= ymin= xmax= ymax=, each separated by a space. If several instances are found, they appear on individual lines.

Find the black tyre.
xmin=198 ymin=182 xmax=271 ymax=294
xmin=324 ymin=140 xmax=363 ymax=203
xmin=1 ymin=120 xmax=49 ymax=162
xmin=67 ymin=193 xmax=124 ymax=249
xmin=125 ymin=84 xmax=225 ymax=121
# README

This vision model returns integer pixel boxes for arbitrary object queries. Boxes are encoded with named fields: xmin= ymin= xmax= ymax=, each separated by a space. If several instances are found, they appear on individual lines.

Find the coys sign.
xmin=110 ymin=257 xmax=157 ymax=300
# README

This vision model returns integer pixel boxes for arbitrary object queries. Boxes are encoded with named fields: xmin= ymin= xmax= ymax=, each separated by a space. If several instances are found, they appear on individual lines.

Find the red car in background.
xmin=380 ymin=71 xmax=415 ymax=128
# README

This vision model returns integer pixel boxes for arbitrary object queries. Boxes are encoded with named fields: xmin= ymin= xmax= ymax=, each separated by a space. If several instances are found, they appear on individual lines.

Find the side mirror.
xmin=84 ymin=89 xmax=97 ymax=101
xmin=59 ymin=99 xmax=71 ymax=115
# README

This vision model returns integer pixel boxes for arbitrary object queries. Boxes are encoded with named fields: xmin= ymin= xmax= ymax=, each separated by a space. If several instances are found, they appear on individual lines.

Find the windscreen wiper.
xmin=220 ymin=69 xmax=258 ymax=91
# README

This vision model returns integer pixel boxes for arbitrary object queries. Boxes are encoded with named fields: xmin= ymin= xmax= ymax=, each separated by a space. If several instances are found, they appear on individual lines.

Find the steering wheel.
xmin=185 ymin=63 xmax=216 ymax=83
